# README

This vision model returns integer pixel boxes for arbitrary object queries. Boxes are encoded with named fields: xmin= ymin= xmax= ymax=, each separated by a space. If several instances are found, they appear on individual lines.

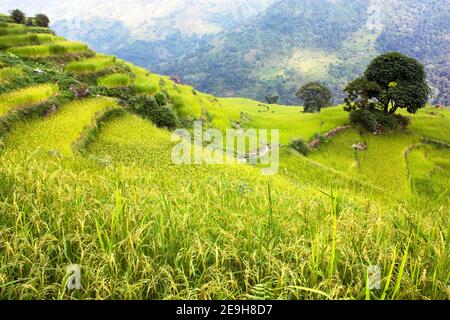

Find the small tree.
xmin=25 ymin=17 xmax=34 ymax=26
xmin=266 ymin=94 xmax=279 ymax=104
xmin=34 ymin=14 xmax=50 ymax=28
xmin=10 ymin=9 xmax=26 ymax=24
xmin=344 ymin=52 xmax=430 ymax=115
xmin=296 ymin=82 xmax=332 ymax=113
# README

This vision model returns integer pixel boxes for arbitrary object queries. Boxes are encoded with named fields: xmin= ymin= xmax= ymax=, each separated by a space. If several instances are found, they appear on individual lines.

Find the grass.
xmin=65 ymin=55 xmax=117 ymax=73
xmin=407 ymin=107 xmax=450 ymax=142
xmin=7 ymin=41 xmax=89 ymax=57
xmin=0 ymin=112 xmax=448 ymax=299
xmin=0 ymin=23 xmax=27 ymax=36
xmin=309 ymin=130 xmax=421 ymax=197
xmin=3 ymin=97 xmax=118 ymax=156
xmin=97 ymin=73 xmax=131 ymax=88
xmin=0 ymin=84 xmax=58 ymax=116
xmin=0 ymin=34 xmax=63 ymax=49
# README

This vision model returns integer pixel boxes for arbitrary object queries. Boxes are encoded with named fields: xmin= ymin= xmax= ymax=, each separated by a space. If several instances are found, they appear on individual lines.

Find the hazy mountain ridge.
xmin=0 ymin=0 xmax=275 ymax=68
xmin=162 ymin=0 xmax=449 ymax=104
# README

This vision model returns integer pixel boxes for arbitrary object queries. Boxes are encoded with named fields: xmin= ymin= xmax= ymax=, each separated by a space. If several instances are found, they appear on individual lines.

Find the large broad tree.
xmin=344 ymin=52 xmax=430 ymax=115
xmin=10 ymin=9 xmax=26 ymax=24
xmin=296 ymin=82 xmax=332 ymax=113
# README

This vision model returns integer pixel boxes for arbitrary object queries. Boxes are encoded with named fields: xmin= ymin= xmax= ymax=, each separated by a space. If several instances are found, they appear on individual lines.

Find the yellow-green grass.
xmin=0 ymin=65 xmax=24 ymax=84
xmin=0 ymin=112 xmax=448 ymax=299
xmin=7 ymin=41 xmax=89 ymax=57
xmin=3 ymin=97 xmax=118 ymax=156
xmin=65 ymin=55 xmax=117 ymax=73
xmin=0 ymin=84 xmax=58 ymax=116
xmin=0 ymin=23 xmax=27 ymax=36
xmin=309 ymin=130 xmax=421 ymax=197
xmin=407 ymin=107 xmax=450 ymax=142
xmin=128 ymin=66 xmax=348 ymax=144
xmin=26 ymin=26 xmax=55 ymax=35
xmin=97 ymin=73 xmax=131 ymax=88
xmin=0 ymin=33 xmax=63 ymax=49
xmin=128 ymin=64 xmax=158 ymax=94
xmin=407 ymin=145 xmax=450 ymax=198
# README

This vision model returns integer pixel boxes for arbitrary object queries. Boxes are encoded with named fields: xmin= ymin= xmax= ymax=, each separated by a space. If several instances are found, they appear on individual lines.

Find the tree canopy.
xmin=296 ymin=82 xmax=332 ymax=113
xmin=10 ymin=9 xmax=25 ymax=24
xmin=266 ymin=94 xmax=279 ymax=104
xmin=34 ymin=14 xmax=50 ymax=28
xmin=344 ymin=52 xmax=430 ymax=115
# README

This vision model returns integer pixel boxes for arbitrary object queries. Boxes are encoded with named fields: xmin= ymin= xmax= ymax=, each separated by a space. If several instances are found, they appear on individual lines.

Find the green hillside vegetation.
xmin=97 ymin=73 xmax=132 ymax=88
xmin=0 ymin=19 xmax=449 ymax=300
xmin=159 ymin=0 xmax=449 ymax=106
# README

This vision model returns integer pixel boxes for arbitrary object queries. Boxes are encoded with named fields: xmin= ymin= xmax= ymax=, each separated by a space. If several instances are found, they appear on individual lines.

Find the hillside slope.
xmin=0 ymin=0 xmax=275 ymax=69
xmin=0 ymin=19 xmax=449 ymax=300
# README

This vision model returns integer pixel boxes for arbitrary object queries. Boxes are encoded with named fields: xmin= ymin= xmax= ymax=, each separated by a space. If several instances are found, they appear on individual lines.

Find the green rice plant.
xmin=134 ymin=74 xmax=158 ymax=94
xmin=97 ymin=73 xmax=131 ymax=88
xmin=0 ymin=83 xmax=58 ymax=116
xmin=3 ymin=97 xmax=118 ymax=156
xmin=72 ymin=107 xmax=126 ymax=154
xmin=0 ymin=23 xmax=27 ymax=36
xmin=0 ymin=33 xmax=62 ymax=49
xmin=0 ymin=111 xmax=447 ymax=300
xmin=26 ymin=26 xmax=55 ymax=35
xmin=65 ymin=55 xmax=116 ymax=73
xmin=407 ymin=107 xmax=450 ymax=142
xmin=7 ymin=41 xmax=89 ymax=57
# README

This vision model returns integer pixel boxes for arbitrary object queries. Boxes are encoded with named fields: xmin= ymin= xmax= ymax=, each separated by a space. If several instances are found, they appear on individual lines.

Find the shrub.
xmin=350 ymin=109 xmax=411 ymax=132
xmin=10 ymin=9 xmax=26 ymax=24
xmin=133 ymin=95 xmax=178 ymax=129
xmin=349 ymin=109 xmax=377 ymax=131
xmin=155 ymin=92 xmax=167 ymax=105
xmin=290 ymin=139 xmax=309 ymax=156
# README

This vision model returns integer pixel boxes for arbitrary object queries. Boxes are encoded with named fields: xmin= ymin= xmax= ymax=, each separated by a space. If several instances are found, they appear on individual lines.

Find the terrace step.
xmin=0 ymin=84 xmax=59 ymax=117
xmin=3 ymin=97 xmax=119 ymax=156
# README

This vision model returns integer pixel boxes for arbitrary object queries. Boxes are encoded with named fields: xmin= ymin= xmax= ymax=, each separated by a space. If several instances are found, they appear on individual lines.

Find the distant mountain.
xmin=161 ymin=0 xmax=449 ymax=105
xmin=0 ymin=0 xmax=275 ymax=67
xmin=1 ymin=0 xmax=448 ymax=104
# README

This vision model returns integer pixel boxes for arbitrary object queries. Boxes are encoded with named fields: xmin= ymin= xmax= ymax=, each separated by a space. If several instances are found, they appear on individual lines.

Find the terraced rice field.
xmin=65 ymin=55 xmax=117 ymax=73
xmin=0 ymin=20 xmax=448 ymax=300
xmin=97 ymin=73 xmax=131 ymax=88
xmin=3 ymin=97 xmax=119 ymax=156
xmin=0 ymin=33 xmax=63 ymax=49
xmin=7 ymin=41 xmax=89 ymax=57
xmin=0 ymin=84 xmax=58 ymax=116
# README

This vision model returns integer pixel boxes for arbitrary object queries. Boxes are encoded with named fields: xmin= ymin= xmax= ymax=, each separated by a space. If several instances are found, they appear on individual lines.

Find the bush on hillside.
xmin=34 ymin=14 xmax=50 ymax=28
xmin=133 ymin=95 xmax=178 ymax=129
xmin=155 ymin=92 xmax=167 ymax=105
xmin=349 ymin=109 xmax=377 ymax=131
xmin=349 ymin=109 xmax=410 ymax=132
xmin=290 ymin=139 xmax=309 ymax=156
xmin=10 ymin=9 xmax=26 ymax=24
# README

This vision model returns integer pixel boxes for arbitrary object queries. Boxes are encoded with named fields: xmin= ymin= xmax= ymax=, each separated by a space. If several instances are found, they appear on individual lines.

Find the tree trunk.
xmin=389 ymin=106 xmax=398 ymax=115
